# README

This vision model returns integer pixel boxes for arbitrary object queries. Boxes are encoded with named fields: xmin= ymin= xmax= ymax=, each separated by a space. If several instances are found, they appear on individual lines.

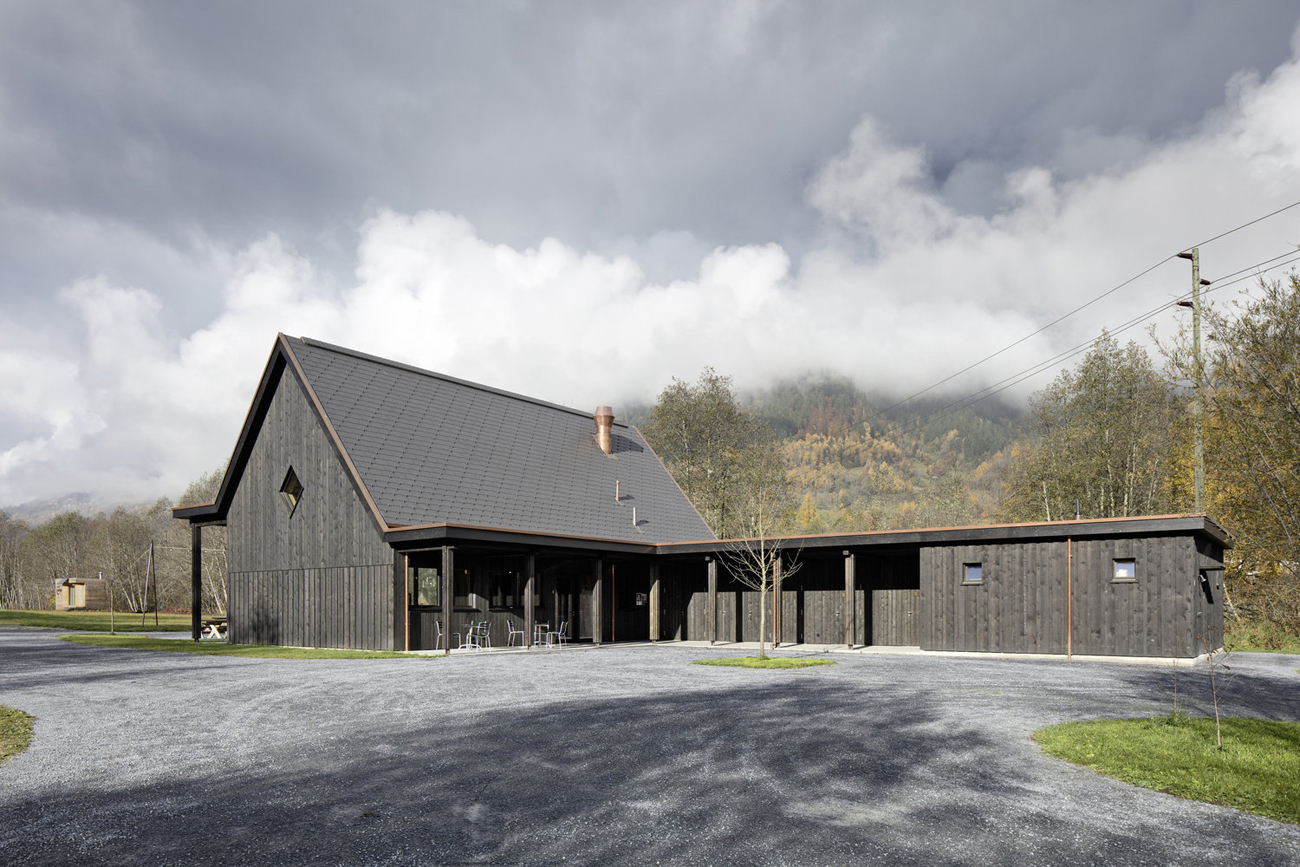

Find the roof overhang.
xmin=656 ymin=514 xmax=1232 ymax=556
xmin=385 ymin=522 xmax=658 ymax=556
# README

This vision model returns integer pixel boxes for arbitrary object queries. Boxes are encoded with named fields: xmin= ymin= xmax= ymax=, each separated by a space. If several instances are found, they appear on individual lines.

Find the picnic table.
xmin=200 ymin=617 xmax=227 ymax=639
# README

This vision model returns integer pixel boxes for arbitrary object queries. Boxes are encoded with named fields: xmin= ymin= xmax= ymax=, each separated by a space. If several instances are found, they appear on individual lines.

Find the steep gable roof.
xmin=183 ymin=334 xmax=714 ymax=545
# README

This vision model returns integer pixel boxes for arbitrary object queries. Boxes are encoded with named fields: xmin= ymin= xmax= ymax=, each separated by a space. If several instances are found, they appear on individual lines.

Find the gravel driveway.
xmin=1 ymin=629 xmax=1298 ymax=866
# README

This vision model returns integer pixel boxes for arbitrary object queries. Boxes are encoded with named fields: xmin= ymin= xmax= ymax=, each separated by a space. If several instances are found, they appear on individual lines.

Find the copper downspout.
xmin=595 ymin=406 xmax=614 ymax=454
xmin=404 ymin=553 xmax=410 ymax=652
xmin=1066 ymin=537 xmax=1073 ymax=659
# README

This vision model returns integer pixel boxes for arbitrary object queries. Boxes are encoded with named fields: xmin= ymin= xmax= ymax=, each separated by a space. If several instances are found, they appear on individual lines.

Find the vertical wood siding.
xmin=920 ymin=534 xmax=1216 ymax=657
xmin=1193 ymin=538 xmax=1225 ymax=652
xmin=921 ymin=541 xmax=1069 ymax=654
xmin=672 ymin=553 xmax=921 ymax=646
xmin=226 ymin=369 xmax=393 ymax=650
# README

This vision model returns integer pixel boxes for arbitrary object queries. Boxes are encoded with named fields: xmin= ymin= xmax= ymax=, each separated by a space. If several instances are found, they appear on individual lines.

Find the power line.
xmin=874 ymin=247 xmax=1300 ymax=442
xmin=873 ymin=202 xmax=1300 ymax=421
xmin=1185 ymin=198 xmax=1300 ymax=251
xmin=873 ymin=255 xmax=1176 ymax=416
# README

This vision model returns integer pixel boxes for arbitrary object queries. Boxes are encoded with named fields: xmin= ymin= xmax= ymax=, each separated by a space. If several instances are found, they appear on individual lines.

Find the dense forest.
xmin=4 ymin=275 xmax=1298 ymax=636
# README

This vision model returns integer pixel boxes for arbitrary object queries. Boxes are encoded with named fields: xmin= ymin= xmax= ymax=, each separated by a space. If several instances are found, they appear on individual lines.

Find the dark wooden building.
xmin=176 ymin=335 xmax=1227 ymax=658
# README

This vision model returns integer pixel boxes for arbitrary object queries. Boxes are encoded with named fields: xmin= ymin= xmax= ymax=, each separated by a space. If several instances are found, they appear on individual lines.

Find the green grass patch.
xmin=0 ymin=608 xmax=191 ymax=633
xmin=0 ymin=706 xmax=35 ymax=765
xmin=60 ymin=634 xmax=432 ymax=660
xmin=1034 ymin=716 xmax=1300 ymax=825
xmin=1224 ymin=617 xmax=1300 ymax=655
xmin=693 ymin=655 xmax=836 ymax=669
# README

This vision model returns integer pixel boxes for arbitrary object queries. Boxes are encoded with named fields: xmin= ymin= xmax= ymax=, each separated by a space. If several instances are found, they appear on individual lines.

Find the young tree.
xmin=719 ymin=436 xmax=800 ymax=658
xmin=644 ymin=368 xmax=799 ymax=655
xmin=1003 ymin=332 xmax=1182 ymax=522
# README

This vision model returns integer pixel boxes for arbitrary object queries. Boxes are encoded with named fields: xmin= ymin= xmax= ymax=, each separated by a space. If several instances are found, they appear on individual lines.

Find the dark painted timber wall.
xmin=919 ymin=533 xmax=1223 ymax=657
xmin=226 ymin=368 xmax=394 ymax=650
xmin=678 ymin=552 xmax=921 ymax=645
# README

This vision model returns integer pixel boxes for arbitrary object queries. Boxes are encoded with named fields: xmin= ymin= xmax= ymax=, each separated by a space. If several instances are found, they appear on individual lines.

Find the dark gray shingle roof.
xmin=285 ymin=337 xmax=714 ymax=544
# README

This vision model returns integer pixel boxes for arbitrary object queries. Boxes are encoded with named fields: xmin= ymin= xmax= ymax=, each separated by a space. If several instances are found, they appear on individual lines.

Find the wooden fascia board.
xmin=385 ymin=522 xmax=656 ymax=555
xmin=279 ymin=336 xmax=391 ymax=536
xmin=170 ymin=339 xmax=289 ymax=523
xmin=653 ymin=515 xmax=1230 ymax=556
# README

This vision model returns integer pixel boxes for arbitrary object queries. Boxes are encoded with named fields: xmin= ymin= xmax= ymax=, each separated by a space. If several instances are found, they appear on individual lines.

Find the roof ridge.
xmin=294 ymin=335 xmax=630 ymax=427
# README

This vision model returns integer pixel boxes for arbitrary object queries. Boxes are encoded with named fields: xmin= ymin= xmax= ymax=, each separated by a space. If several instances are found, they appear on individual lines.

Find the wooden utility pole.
xmin=1176 ymin=248 xmax=1211 ymax=512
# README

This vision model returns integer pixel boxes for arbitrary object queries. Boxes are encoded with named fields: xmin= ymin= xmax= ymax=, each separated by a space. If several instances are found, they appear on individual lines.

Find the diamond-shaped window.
xmin=280 ymin=467 xmax=304 ymax=517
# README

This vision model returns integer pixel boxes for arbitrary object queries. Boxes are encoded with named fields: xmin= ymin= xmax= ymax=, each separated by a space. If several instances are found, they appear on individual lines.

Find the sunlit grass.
xmin=0 ymin=706 xmax=35 ymax=765
xmin=60 ymin=634 xmax=433 ymax=660
xmin=693 ymin=656 xmax=836 ymax=669
xmin=0 ymin=608 xmax=191 ymax=632
xmin=1035 ymin=716 xmax=1300 ymax=825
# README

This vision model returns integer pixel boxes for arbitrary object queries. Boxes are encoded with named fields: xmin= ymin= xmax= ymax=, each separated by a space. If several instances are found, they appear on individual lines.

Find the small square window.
xmin=1113 ymin=558 xmax=1136 ymax=582
xmin=963 ymin=563 xmax=983 ymax=584
xmin=280 ymin=467 xmax=304 ymax=517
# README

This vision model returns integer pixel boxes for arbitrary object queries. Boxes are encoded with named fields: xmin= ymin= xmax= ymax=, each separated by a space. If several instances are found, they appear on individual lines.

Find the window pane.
xmin=1114 ymin=559 xmax=1136 ymax=580
xmin=964 ymin=563 xmax=982 ymax=583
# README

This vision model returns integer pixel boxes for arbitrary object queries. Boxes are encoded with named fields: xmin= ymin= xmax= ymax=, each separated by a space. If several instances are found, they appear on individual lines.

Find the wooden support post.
xmin=772 ymin=554 xmax=783 ymax=648
xmin=394 ymin=550 xmax=408 ymax=651
xmin=649 ymin=562 xmax=661 ymax=642
xmin=191 ymin=524 xmax=203 ymax=641
xmin=593 ymin=559 xmax=603 ymax=646
xmin=441 ymin=545 xmax=455 ymax=656
xmin=552 ymin=568 xmax=560 ymax=635
xmin=524 ymin=554 xmax=536 ymax=648
xmin=706 ymin=556 xmax=717 ymax=645
xmin=844 ymin=550 xmax=856 ymax=648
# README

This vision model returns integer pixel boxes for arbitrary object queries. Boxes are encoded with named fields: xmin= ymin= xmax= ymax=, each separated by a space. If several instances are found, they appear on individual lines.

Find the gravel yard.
xmin=2 ymin=629 xmax=1298 ymax=866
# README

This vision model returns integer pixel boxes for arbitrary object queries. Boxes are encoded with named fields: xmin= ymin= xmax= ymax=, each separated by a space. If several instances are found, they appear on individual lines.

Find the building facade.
xmin=175 ymin=335 xmax=1227 ymax=658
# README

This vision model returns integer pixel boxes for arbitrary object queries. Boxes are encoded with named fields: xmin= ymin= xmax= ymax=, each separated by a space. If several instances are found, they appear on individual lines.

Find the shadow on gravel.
xmin=0 ymin=633 xmax=238 ymax=690
xmin=1108 ymin=656 xmax=1300 ymax=722
xmin=3 ymin=674 xmax=1297 ymax=867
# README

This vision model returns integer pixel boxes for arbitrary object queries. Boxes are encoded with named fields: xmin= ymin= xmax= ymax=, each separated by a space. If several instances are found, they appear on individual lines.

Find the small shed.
xmin=54 ymin=577 xmax=109 ymax=611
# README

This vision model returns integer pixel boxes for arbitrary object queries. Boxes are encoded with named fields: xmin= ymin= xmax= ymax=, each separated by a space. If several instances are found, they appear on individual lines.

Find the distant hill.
xmin=1 ymin=492 xmax=150 ymax=525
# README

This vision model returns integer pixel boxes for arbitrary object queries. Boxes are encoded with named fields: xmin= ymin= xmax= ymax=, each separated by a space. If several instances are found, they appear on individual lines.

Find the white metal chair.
xmin=549 ymin=619 xmax=569 ymax=648
xmin=506 ymin=621 xmax=526 ymax=647
xmin=456 ymin=621 xmax=488 ymax=651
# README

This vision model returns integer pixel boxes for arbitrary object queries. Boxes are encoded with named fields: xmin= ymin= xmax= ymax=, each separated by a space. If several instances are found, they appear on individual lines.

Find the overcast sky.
xmin=3 ymin=1 xmax=1300 ymax=507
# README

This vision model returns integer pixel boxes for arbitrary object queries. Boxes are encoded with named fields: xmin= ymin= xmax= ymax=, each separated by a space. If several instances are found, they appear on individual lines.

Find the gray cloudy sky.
xmin=3 ymin=0 xmax=1300 ymax=506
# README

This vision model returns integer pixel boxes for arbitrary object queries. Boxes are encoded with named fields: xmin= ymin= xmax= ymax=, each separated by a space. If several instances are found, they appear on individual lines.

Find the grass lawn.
xmin=693 ymin=655 xmax=836 ymax=669
xmin=60 ymin=634 xmax=433 ymax=660
xmin=0 ymin=608 xmax=191 ymax=633
xmin=0 ymin=706 xmax=35 ymax=765
xmin=1035 ymin=716 xmax=1300 ymax=825
xmin=1224 ymin=618 xmax=1300 ymax=655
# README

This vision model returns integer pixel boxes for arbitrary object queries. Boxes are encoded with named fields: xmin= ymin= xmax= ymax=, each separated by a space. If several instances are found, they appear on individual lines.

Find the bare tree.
xmin=0 ymin=512 xmax=30 ymax=609
xmin=87 ymin=508 xmax=151 ymax=613
xmin=19 ymin=511 xmax=94 ymax=609
xmin=719 ymin=438 xmax=800 ymax=658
